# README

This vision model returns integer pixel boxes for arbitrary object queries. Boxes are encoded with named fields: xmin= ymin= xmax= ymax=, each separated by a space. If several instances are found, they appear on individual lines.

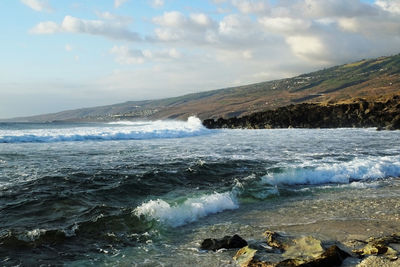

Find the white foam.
xmin=262 ymin=156 xmax=400 ymax=185
xmin=0 ymin=116 xmax=210 ymax=143
xmin=134 ymin=192 xmax=238 ymax=227
xmin=297 ymin=181 xmax=381 ymax=192
xmin=26 ymin=229 xmax=46 ymax=241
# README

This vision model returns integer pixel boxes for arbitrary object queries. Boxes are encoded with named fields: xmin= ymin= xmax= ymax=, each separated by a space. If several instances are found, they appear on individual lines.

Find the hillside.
xmin=203 ymin=94 xmax=400 ymax=130
xmin=7 ymin=54 xmax=400 ymax=122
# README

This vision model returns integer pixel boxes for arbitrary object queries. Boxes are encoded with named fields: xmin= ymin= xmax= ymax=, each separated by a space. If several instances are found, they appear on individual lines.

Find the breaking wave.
xmin=134 ymin=192 xmax=238 ymax=227
xmin=262 ymin=156 xmax=400 ymax=185
xmin=0 ymin=116 xmax=210 ymax=143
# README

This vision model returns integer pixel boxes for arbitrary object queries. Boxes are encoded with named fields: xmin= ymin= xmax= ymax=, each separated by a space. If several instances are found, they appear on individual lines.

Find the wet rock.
xmin=0 ymin=229 xmax=67 ymax=249
xmin=300 ymin=245 xmax=351 ymax=267
xmin=263 ymin=230 xmax=291 ymax=250
xmin=386 ymin=115 xmax=400 ymax=130
xmin=353 ymin=232 xmax=400 ymax=257
xmin=201 ymin=234 xmax=247 ymax=251
xmin=262 ymin=231 xmax=325 ymax=260
xmin=283 ymin=236 xmax=325 ymax=260
xmin=234 ymin=244 xmax=350 ymax=267
xmin=234 ymin=231 xmax=350 ymax=267
xmin=233 ymin=246 xmax=258 ymax=267
xmin=203 ymin=95 xmax=400 ymax=130
xmin=357 ymin=255 xmax=399 ymax=267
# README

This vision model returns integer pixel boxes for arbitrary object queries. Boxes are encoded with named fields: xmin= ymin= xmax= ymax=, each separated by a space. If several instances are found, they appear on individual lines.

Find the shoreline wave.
xmin=262 ymin=156 xmax=400 ymax=185
xmin=134 ymin=192 xmax=238 ymax=227
xmin=0 ymin=116 xmax=210 ymax=143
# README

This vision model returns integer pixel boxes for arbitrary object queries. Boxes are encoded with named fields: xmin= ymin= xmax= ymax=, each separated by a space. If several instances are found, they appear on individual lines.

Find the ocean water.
xmin=1 ymin=117 xmax=400 ymax=266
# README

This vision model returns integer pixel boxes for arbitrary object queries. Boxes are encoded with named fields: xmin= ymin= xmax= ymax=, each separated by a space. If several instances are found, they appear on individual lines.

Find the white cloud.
xmin=30 ymin=15 xmax=140 ymax=41
xmin=154 ymin=28 xmax=181 ymax=41
xmin=114 ymin=0 xmax=128 ymax=8
xmin=22 ymin=0 xmax=400 ymax=117
xmin=375 ymin=0 xmax=400 ymax=14
xmin=153 ymin=12 xmax=214 ymax=30
xmin=111 ymin=46 xmax=146 ymax=64
xmin=168 ymin=48 xmax=181 ymax=58
xmin=218 ymin=14 xmax=247 ymax=35
xmin=65 ymin=44 xmax=73 ymax=52
xmin=259 ymin=17 xmax=311 ymax=33
xmin=95 ymin=11 xmax=133 ymax=24
xmin=286 ymin=35 xmax=326 ymax=62
xmin=110 ymin=45 xmax=182 ymax=64
xmin=153 ymin=11 xmax=186 ymax=27
xmin=231 ymin=0 xmax=269 ymax=14
xmin=242 ymin=50 xmax=253 ymax=59
xmin=302 ymin=0 xmax=377 ymax=18
xmin=190 ymin=13 xmax=213 ymax=27
xmin=152 ymin=11 xmax=216 ymax=43
xmin=339 ymin=16 xmax=400 ymax=37
xmin=151 ymin=0 xmax=164 ymax=8
xmin=30 ymin=21 xmax=60 ymax=34
xmin=21 ymin=0 xmax=52 ymax=12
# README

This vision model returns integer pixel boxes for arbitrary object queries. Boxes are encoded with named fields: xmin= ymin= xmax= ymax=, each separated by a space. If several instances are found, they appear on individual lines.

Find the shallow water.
xmin=1 ymin=118 xmax=400 ymax=266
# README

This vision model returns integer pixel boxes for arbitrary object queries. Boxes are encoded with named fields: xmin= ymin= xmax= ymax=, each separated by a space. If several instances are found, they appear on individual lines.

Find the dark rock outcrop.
xmin=200 ymin=234 xmax=248 ymax=251
xmin=203 ymin=95 xmax=400 ymax=130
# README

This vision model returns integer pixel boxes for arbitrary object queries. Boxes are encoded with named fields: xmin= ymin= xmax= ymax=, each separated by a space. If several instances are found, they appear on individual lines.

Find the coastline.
xmin=197 ymin=178 xmax=400 ymax=267
xmin=203 ymin=94 xmax=400 ymax=130
xmin=1 ymin=123 xmax=400 ymax=266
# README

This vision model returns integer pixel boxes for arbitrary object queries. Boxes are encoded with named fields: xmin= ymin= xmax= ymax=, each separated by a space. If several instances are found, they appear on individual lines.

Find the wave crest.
xmin=262 ymin=156 xmax=400 ymax=185
xmin=134 ymin=192 xmax=238 ymax=227
xmin=0 ymin=116 xmax=210 ymax=143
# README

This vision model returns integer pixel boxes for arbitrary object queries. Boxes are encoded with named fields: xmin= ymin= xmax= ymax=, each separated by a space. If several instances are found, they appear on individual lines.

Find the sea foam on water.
xmin=134 ymin=192 xmax=238 ymax=227
xmin=0 ymin=116 xmax=210 ymax=143
xmin=262 ymin=155 xmax=400 ymax=185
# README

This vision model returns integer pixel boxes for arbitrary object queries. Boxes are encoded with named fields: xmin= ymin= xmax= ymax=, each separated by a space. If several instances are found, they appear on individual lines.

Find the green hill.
xmin=7 ymin=53 xmax=400 ymax=122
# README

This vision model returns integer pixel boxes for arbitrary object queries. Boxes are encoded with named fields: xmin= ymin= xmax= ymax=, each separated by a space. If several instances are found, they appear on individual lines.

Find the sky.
xmin=1 ymin=0 xmax=400 ymax=118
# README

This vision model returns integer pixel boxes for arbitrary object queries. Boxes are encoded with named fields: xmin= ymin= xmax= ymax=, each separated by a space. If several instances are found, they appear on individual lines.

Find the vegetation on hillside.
xmin=7 ymin=54 xmax=400 ymax=122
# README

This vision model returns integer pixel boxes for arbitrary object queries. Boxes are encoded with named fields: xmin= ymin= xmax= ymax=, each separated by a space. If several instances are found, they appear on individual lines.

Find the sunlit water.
xmin=1 ymin=117 xmax=400 ymax=266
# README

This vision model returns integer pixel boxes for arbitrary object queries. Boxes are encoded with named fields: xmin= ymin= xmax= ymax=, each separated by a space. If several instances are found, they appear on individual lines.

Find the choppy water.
xmin=1 ymin=117 xmax=400 ymax=266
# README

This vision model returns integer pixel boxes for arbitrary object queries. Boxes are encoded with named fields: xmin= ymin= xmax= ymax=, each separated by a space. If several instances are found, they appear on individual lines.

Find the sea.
xmin=1 ymin=116 xmax=400 ymax=266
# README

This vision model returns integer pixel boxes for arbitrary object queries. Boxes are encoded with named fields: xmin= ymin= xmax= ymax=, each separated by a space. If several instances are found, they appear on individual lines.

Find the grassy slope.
xmin=7 ymin=54 xmax=400 ymax=122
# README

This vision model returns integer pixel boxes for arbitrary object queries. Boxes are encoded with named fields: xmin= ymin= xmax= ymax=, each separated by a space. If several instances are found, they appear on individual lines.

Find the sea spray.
xmin=134 ymin=192 xmax=238 ymax=227
xmin=0 ymin=116 xmax=210 ymax=143
xmin=262 ymin=155 xmax=400 ymax=185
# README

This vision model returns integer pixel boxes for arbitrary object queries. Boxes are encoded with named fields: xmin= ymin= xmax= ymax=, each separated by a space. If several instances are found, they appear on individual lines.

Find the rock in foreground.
xmin=200 ymin=234 xmax=247 ymax=251
xmin=202 ymin=231 xmax=400 ymax=267
xmin=234 ymin=231 xmax=350 ymax=267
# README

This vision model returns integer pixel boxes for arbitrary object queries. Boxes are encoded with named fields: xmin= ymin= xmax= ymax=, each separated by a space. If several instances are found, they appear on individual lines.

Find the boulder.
xmin=200 ymin=234 xmax=247 ymax=251
xmin=263 ymin=230 xmax=291 ymax=250
xmin=283 ymin=236 xmax=325 ymax=260
xmin=353 ymin=232 xmax=400 ymax=258
xmin=357 ymin=255 xmax=399 ymax=267
xmin=233 ymin=246 xmax=258 ymax=267
xmin=234 ymin=231 xmax=350 ymax=267
xmin=233 ymin=244 xmax=350 ymax=267
xmin=389 ymin=115 xmax=400 ymax=130
xmin=300 ymin=245 xmax=351 ymax=267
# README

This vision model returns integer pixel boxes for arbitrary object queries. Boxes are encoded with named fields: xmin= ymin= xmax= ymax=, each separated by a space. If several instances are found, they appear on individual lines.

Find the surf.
xmin=0 ymin=116 xmax=211 ymax=143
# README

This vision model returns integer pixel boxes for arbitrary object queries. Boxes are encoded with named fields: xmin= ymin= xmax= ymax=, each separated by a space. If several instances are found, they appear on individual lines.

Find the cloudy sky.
xmin=1 ymin=0 xmax=400 ymax=118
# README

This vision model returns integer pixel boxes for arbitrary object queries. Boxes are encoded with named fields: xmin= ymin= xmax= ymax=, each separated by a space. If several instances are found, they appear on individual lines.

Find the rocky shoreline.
xmin=202 ymin=95 xmax=400 ymax=130
xmin=201 ymin=231 xmax=400 ymax=267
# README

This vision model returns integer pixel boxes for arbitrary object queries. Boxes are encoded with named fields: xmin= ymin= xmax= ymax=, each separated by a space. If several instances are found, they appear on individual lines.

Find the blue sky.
xmin=1 ymin=0 xmax=399 ymax=118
